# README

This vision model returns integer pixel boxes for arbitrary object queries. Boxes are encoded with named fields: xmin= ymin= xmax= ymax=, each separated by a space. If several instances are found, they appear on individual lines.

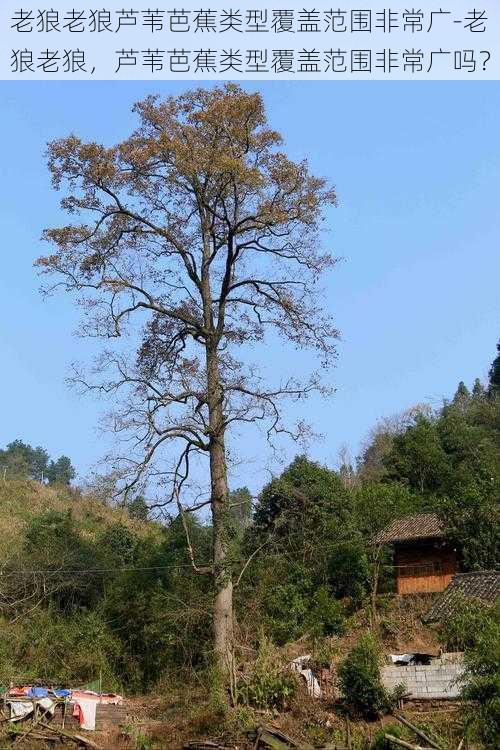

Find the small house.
xmin=374 ymin=513 xmax=459 ymax=595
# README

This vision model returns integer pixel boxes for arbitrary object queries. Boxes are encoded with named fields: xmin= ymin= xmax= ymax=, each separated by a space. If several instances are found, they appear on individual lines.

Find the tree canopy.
xmin=489 ymin=340 xmax=500 ymax=394
xmin=0 ymin=440 xmax=76 ymax=485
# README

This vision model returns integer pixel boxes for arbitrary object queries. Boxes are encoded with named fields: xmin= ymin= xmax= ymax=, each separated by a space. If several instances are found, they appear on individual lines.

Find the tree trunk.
xmin=206 ymin=346 xmax=234 ymax=684
xmin=370 ymin=546 xmax=381 ymax=629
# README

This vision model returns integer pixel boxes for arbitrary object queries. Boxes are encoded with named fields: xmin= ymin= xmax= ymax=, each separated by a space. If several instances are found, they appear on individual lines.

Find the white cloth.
xmin=37 ymin=697 xmax=56 ymax=715
xmin=290 ymin=655 xmax=322 ymax=698
xmin=390 ymin=653 xmax=415 ymax=664
xmin=72 ymin=698 xmax=97 ymax=730
xmin=8 ymin=701 xmax=33 ymax=720
xmin=7 ymin=697 xmax=55 ymax=721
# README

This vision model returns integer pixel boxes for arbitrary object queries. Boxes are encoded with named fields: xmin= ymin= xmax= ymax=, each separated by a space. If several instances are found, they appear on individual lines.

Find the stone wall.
xmin=381 ymin=655 xmax=464 ymax=699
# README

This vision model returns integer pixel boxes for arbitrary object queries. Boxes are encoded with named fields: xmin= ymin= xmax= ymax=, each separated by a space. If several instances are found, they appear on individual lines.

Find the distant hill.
xmin=0 ymin=478 xmax=159 ymax=562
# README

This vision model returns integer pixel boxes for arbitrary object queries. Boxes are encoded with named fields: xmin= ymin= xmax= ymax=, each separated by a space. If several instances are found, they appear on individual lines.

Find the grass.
xmin=0 ymin=478 xmax=158 ymax=558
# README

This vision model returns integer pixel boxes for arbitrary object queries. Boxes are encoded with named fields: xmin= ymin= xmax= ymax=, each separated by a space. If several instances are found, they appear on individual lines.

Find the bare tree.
xmin=357 ymin=404 xmax=432 ymax=483
xmin=336 ymin=443 xmax=357 ymax=490
xmin=36 ymin=85 xmax=339 ymax=684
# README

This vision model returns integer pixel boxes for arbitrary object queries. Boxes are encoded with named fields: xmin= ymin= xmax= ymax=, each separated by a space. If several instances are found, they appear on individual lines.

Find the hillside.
xmin=0 ymin=478 xmax=180 ymax=696
xmin=0 ymin=478 xmax=156 ymax=555
xmin=0 ymin=363 xmax=497 ymax=748
xmin=0 ymin=477 xmax=496 ymax=749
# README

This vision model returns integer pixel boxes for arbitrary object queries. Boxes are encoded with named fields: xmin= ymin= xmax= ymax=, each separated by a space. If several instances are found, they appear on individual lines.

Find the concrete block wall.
xmin=381 ymin=657 xmax=464 ymax=699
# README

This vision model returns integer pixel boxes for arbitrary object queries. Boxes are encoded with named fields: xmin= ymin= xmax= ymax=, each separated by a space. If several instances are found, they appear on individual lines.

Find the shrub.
xmin=238 ymin=637 xmax=297 ymax=710
xmin=262 ymin=581 xmax=308 ymax=645
xmin=99 ymin=523 xmax=136 ymax=564
xmin=239 ymin=670 xmax=297 ymax=710
xmin=328 ymin=541 xmax=370 ymax=606
xmin=23 ymin=510 xmax=100 ymax=609
xmin=338 ymin=634 xmax=389 ymax=718
xmin=440 ymin=595 xmax=494 ymax=650
xmin=310 ymin=638 xmax=337 ymax=670
xmin=459 ymin=602 xmax=500 ymax=748
xmin=261 ymin=570 xmax=345 ymax=644
xmin=390 ymin=682 xmax=409 ymax=705
xmin=0 ymin=608 xmax=121 ymax=688
xmin=440 ymin=486 xmax=499 ymax=572
xmin=371 ymin=723 xmax=403 ymax=750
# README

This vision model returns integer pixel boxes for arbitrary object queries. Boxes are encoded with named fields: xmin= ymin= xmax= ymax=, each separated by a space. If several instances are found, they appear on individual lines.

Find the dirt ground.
xmin=0 ymin=690 xmax=465 ymax=749
xmin=0 ymin=596 xmax=457 ymax=749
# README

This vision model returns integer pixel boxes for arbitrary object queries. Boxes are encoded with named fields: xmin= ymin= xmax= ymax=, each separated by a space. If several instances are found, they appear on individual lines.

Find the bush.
xmin=262 ymin=580 xmax=309 ymax=645
xmin=238 ymin=637 xmax=297 ymax=710
xmin=440 ymin=486 xmax=500 ymax=572
xmin=440 ymin=596 xmax=493 ymax=651
xmin=460 ymin=602 xmax=500 ymax=748
xmin=260 ymin=563 xmax=345 ymax=644
xmin=239 ymin=669 xmax=297 ymax=711
xmin=338 ymin=634 xmax=389 ymax=718
xmin=99 ymin=523 xmax=137 ymax=564
xmin=371 ymin=723 xmax=403 ymax=750
xmin=310 ymin=638 xmax=337 ymax=670
xmin=22 ymin=510 xmax=103 ymax=610
xmin=0 ymin=608 xmax=121 ymax=688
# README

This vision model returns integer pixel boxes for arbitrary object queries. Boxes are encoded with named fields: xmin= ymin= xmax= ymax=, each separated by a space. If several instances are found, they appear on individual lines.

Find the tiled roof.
xmin=373 ymin=513 xmax=443 ymax=545
xmin=423 ymin=570 xmax=500 ymax=623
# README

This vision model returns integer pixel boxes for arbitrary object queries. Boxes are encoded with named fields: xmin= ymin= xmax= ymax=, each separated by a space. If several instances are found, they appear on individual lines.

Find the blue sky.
xmin=0 ymin=81 xmax=499 ymax=492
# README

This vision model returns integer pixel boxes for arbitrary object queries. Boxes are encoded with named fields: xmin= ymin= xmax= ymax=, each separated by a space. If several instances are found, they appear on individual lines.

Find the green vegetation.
xmin=338 ymin=634 xmax=389 ymax=718
xmin=0 ymin=342 xmax=497 ymax=748
xmin=237 ymin=637 xmax=298 ymax=710
xmin=444 ymin=601 xmax=500 ymax=748
xmin=0 ymin=439 xmax=75 ymax=485
xmin=440 ymin=596 xmax=497 ymax=651
xmin=488 ymin=340 xmax=500 ymax=394
xmin=0 ymin=481 xmax=211 ymax=692
xmin=370 ymin=723 xmax=404 ymax=750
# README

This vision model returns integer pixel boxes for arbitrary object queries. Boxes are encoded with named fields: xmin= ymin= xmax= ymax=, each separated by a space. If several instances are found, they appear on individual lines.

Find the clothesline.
xmin=3 ymin=685 xmax=123 ymax=731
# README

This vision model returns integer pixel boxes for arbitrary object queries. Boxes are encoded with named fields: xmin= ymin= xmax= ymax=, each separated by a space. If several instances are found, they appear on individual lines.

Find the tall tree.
xmin=452 ymin=380 xmax=470 ymax=412
xmin=472 ymin=377 xmax=485 ymax=400
xmin=488 ymin=340 xmax=500 ymax=394
xmin=127 ymin=494 xmax=150 ymax=521
xmin=0 ymin=440 xmax=50 ymax=481
xmin=383 ymin=414 xmax=450 ymax=494
xmin=36 ymin=85 xmax=338 ymax=681
xmin=356 ymin=405 xmax=432 ymax=484
xmin=46 ymin=455 xmax=76 ymax=486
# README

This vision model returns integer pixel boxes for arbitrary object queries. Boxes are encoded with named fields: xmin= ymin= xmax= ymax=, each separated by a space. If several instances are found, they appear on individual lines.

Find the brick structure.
xmin=381 ymin=655 xmax=464 ymax=699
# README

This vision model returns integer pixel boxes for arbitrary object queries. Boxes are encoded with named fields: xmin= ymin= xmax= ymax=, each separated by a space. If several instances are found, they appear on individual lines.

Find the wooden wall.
xmin=54 ymin=702 xmax=126 ymax=731
xmin=394 ymin=542 xmax=458 ymax=595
